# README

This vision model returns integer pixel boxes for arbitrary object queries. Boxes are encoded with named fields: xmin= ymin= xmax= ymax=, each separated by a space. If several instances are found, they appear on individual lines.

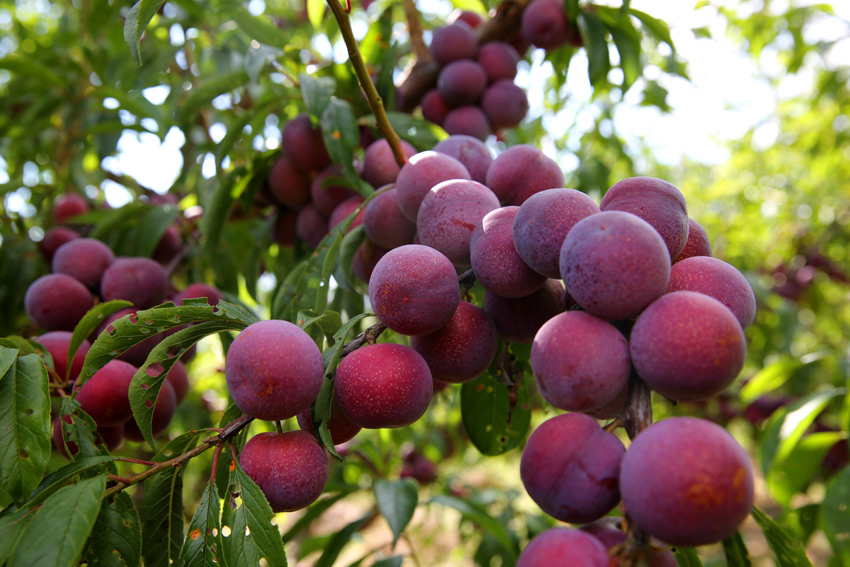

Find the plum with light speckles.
xmin=329 ymin=195 xmax=365 ymax=233
xmin=674 ymin=218 xmax=712 ymax=262
xmin=470 ymin=207 xmax=546 ymax=298
xmin=513 ymin=188 xmax=600 ymax=279
xmin=484 ymin=279 xmax=566 ymax=344
xmin=361 ymin=138 xmax=417 ymax=189
xmin=239 ymin=430 xmax=329 ymax=512
xmin=619 ymin=417 xmax=754 ymax=546
xmin=334 ymin=343 xmax=433 ymax=429
xmin=416 ymin=179 xmax=500 ymax=267
xmin=517 ymin=528 xmax=608 ymax=567
xmin=600 ymin=176 xmax=689 ymax=260
xmin=432 ymin=135 xmax=493 ymax=184
xmin=520 ymin=412 xmax=625 ymax=523
xmin=410 ymin=301 xmax=498 ymax=383
xmin=630 ymin=291 xmax=746 ymax=402
xmin=667 ymin=256 xmax=756 ymax=328
xmin=363 ymin=187 xmax=417 ymax=248
xmin=485 ymin=145 xmax=564 ymax=205
xmin=531 ymin=311 xmax=630 ymax=413
xmin=395 ymin=151 xmax=471 ymax=222
xmin=560 ymin=211 xmax=670 ymax=321
xmin=581 ymin=518 xmax=677 ymax=567
xmin=368 ymin=245 xmax=460 ymax=336
xmin=225 ymin=320 xmax=324 ymax=421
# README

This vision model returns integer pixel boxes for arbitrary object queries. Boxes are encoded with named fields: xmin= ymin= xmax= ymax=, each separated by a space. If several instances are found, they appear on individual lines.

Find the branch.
xmin=325 ymin=0 xmax=409 ymax=168
xmin=403 ymin=0 xmax=430 ymax=63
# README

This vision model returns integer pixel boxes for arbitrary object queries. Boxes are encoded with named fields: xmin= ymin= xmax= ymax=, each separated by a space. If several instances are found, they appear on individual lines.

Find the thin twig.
xmin=403 ymin=0 xmax=430 ymax=62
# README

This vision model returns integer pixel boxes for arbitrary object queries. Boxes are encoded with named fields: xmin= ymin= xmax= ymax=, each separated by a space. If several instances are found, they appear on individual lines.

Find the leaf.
xmin=27 ymin=455 xmax=118 ymax=506
xmin=314 ymin=514 xmax=371 ymax=567
xmin=722 ymin=532 xmax=753 ymax=567
xmin=132 ymin=205 xmax=179 ymax=258
xmin=201 ymin=166 xmax=251 ymax=251
xmin=607 ymin=19 xmax=642 ymax=91
xmin=629 ymin=8 xmax=673 ymax=46
xmin=577 ymin=11 xmax=611 ymax=87
xmin=283 ymin=491 xmax=355 ymax=541
xmin=385 ymin=112 xmax=448 ymax=150
xmin=124 ymin=0 xmax=167 ymax=64
xmin=67 ymin=300 xmax=133 ymax=381
xmin=179 ymin=479 xmax=223 ymax=567
xmin=371 ymin=557 xmax=404 ymax=567
xmin=739 ymin=357 xmax=802 ymax=403
xmin=430 ymin=495 xmax=518 ymax=559
xmin=0 ymin=508 xmax=36 ymax=565
xmin=8 ymin=475 xmax=105 ymax=567
xmin=0 ymin=53 xmax=65 ymax=87
xmin=767 ymin=431 xmax=846 ymax=507
xmin=0 ymin=349 xmax=51 ymax=502
xmin=220 ymin=460 xmax=288 ymax=567
xmin=225 ymin=5 xmax=292 ymax=49
xmin=759 ymin=388 xmax=845 ymax=476
xmin=750 ymin=506 xmax=814 ymax=567
xmin=140 ymin=432 xmax=203 ymax=567
xmin=460 ymin=370 xmax=531 ymax=456
xmin=300 ymin=73 xmax=336 ymax=119
xmin=55 ymin=398 xmax=107 ymax=461
xmin=307 ymin=0 xmax=325 ymax=29
xmin=84 ymin=491 xmax=142 ymax=567
xmin=673 ymin=546 xmax=704 ymax=566
xmin=176 ymin=70 xmax=250 ymax=125
xmin=321 ymin=98 xmax=360 ymax=171
xmin=821 ymin=466 xmax=850 ymax=563
xmin=374 ymin=479 xmax=418 ymax=548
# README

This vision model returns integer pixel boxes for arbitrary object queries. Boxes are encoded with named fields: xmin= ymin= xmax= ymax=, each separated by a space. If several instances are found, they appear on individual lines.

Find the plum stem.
xmin=325 ymin=0 xmax=409 ymax=168
xmin=620 ymin=374 xmax=654 ymax=566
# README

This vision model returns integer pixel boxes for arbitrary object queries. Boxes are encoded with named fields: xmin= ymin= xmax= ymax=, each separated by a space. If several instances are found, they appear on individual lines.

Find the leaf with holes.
xmin=84 ymin=491 xmax=142 ymax=567
xmin=67 ymin=300 xmax=132 ymax=382
xmin=0 ymin=348 xmax=51 ymax=502
xmin=220 ymin=459 xmax=288 ymax=567
xmin=54 ymin=398 xmax=107 ymax=463
xmin=179 ymin=478 xmax=223 ymax=567
xmin=460 ymin=369 xmax=531 ymax=456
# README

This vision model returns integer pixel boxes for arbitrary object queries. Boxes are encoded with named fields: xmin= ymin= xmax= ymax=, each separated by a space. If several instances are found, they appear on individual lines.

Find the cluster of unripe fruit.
xmin=24 ymin=194 xmax=220 ymax=455
xmin=231 ymin=130 xmax=758 ymax=561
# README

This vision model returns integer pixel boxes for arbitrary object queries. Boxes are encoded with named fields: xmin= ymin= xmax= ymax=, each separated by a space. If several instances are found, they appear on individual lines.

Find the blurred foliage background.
xmin=1 ymin=0 xmax=849 ymax=565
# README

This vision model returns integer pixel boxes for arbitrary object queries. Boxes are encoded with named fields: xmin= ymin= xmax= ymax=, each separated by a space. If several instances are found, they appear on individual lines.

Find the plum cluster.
xmin=418 ymin=18 xmax=529 ymax=140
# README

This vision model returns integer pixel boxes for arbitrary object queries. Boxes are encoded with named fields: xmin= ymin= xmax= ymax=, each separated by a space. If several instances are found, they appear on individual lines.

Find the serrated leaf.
xmin=179 ymin=479 xmax=222 ymax=567
xmin=460 ymin=370 xmax=530 ymax=456
xmin=673 ymin=546 xmax=703 ymax=566
xmin=140 ymin=433 xmax=202 ymax=567
xmin=0 ymin=349 xmax=51 ymax=502
xmin=821 ymin=466 xmax=850 ymax=563
xmin=9 ymin=475 xmax=105 ymax=567
xmin=374 ymin=479 xmax=418 ymax=548
xmin=85 ymin=491 xmax=142 ymax=567
xmin=430 ymin=495 xmax=518 ymax=559
xmin=55 ymin=398 xmax=107 ymax=462
xmin=301 ymin=73 xmax=336 ymax=118
xmin=124 ymin=0 xmax=167 ymax=64
xmin=27 ymin=455 xmax=118 ymax=506
xmin=221 ymin=460 xmax=288 ymax=567
xmin=723 ymin=532 xmax=753 ymax=567
xmin=0 ymin=507 xmax=35 ymax=564
xmin=577 ymin=11 xmax=611 ymax=87
xmin=759 ymin=388 xmax=845 ymax=476
xmin=68 ymin=300 xmax=133 ymax=382
xmin=750 ymin=506 xmax=814 ymax=567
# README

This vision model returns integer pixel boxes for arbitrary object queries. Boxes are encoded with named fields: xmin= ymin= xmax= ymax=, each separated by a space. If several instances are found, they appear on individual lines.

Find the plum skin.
xmin=25 ymin=274 xmax=93 ymax=331
xmin=520 ymin=412 xmax=625 ymax=524
xmin=517 ymin=527 xmax=609 ymax=567
xmin=74 ymin=359 xmax=137 ymax=427
xmin=619 ymin=417 xmax=754 ymax=547
xmin=667 ymin=256 xmax=757 ymax=328
xmin=239 ymin=430 xmax=329 ymax=513
xmin=225 ymin=320 xmax=324 ymax=421
xmin=334 ymin=343 xmax=433 ymax=429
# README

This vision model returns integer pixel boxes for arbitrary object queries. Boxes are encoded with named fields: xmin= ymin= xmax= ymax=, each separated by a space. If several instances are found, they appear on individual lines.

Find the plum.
xmin=395 ymin=151 xmax=471 ymax=222
xmin=36 ymin=331 xmax=90 ymax=384
xmin=481 ymin=80 xmax=528 ymax=130
xmin=484 ymin=279 xmax=566 ymax=344
xmin=74 ymin=360 xmax=136 ymax=427
xmin=296 ymin=203 xmax=330 ymax=249
xmin=420 ymin=89 xmax=451 ymax=125
xmin=101 ymin=257 xmax=169 ymax=309
xmin=667 ymin=256 xmax=757 ymax=328
xmin=25 ymin=274 xmax=93 ymax=331
xmin=296 ymin=394 xmax=361 ymax=445
xmin=225 ymin=320 xmax=324 ymax=421
xmin=485 ymin=145 xmax=564 ymax=205
xmin=52 ymin=193 xmax=89 ymax=224
xmin=477 ymin=41 xmax=520 ymax=82
xmin=442 ymin=106 xmax=492 ymax=141
xmin=281 ymin=113 xmax=331 ymax=172
xmin=437 ymin=60 xmax=488 ymax=107
xmin=361 ymin=138 xmax=417 ymax=188
xmin=674 ymin=217 xmax=713 ymax=262
xmin=433 ymin=135 xmax=493 ymax=184
xmin=517 ymin=527 xmax=609 ymax=567
xmin=52 ymin=238 xmax=115 ymax=290
xmin=39 ymin=226 xmax=79 ymax=262
xmin=429 ymin=21 xmax=478 ymax=66
xmin=267 ymin=154 xmax=310 ymax=208
xmin=310 ymin=165 xmax=359 ymax=216
xmin=363 ymin=187 xmax=417 ymax=249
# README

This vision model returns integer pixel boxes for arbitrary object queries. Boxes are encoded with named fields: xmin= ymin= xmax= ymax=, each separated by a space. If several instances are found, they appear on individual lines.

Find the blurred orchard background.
xmin=1 ymin=0 xmax=849 ymax=565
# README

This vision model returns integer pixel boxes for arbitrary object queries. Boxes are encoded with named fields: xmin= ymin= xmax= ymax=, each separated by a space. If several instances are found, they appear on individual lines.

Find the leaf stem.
xmin=325 ymin=0 xmax=408 ymax=167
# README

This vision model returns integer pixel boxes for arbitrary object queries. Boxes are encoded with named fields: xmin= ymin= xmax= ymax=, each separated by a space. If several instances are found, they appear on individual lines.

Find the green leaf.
xmin=124 ymin=0 xmax=167 ymax=64
xmin=221 ymin=460 xmax=288 ymax=567
xmin=55 ymin=398 xmax=106 ymax=461
xmin=179 ymin=479 xmax=223 ymax=567
xmin=0 ymin=53 xmax=65 ymax=87
xmin=314 ymin=514 xmax=371 ymax=567
xmin=27 ymin=455 xmax=118 ymax=506
xmin=739 ymin=357 xmax=801 ymax=403
xmin=8 ymin=475 xmax=105 ymax=567
xmin=321 ymin=98 xmax=360 ymax=171
xmin=133 ymin=205 xmax=179 ymax=258
xmin=673 ymin=546 xmax=704 ymax=566
xmin=140 ymin=433 xmax=202 ymax=567
xmin=0 ymin=507 xmax=35 ymax=564
xmin=577 ymin=11 xmax=611 ymax=87
xmin=301 ymin=73 xmax=336 ymax=119
xmin=385 ymin=112 xmax=448 ymax=150
xmin=460 ymin=370 xmax=531 ymax=456
xmin=374 ymin=479 xmax=418 ymax=548
xmin=283 ymin=491 xmax=355 ymax=541
xmin=759 ymin=388 xmax=845 ymax=476
xmin=67 ymin=300 xmax=133 ymax=382
xmin=430 ymin=495 xmax=518 ymax=559
xmin=750 ymin=506 xmax=814 ymax=567
xmin=307 ymin=0 xmax=325 ymax=29
xmin=225 ymin=5 xmax=293 ymax=49
xmin=176 ymin=70 xmax=250 ymax=125
xmin=84 ymin=491 xmax=142 ymax=567
xmin=821 ymin=466 xmax=850 ymax=563
xmin=722 ymin=532 xmax=753 ymax=567
xmin=608 ymin=20 xmax=642 ymax=91
xmin=201 ymin=166 xmax=251 ymax=251
xmin=629 ymin=8 xmax=673 ymax=46
xmin=0 ymin=349 xmax=51 ymax=502
xmin=767 ymin=431 xmax=846 ymax=507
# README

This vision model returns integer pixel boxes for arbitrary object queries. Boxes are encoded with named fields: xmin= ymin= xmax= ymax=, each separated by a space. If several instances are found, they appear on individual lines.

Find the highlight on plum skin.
xmin=516 ymin=526 xmax=609 ymax=567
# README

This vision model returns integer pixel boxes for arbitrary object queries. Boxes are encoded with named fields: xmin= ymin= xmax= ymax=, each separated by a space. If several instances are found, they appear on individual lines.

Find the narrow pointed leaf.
xmin=124 ymin=0 xmax=167 ymax=64
xmin=821 ymin=466 xmax=850 ymax=563
xmin=180 ymin=479 xmax=223 ymax=567
xmin=673 ymin=546 xmax=703 ymax=566
xmin=84 ymin=491 xmax=142 ymax=567
xmin=750 ymin=506 xmax=813 ymax=567
xmin=374 ymin=479 xmax=418 ymax=547
xmin=28 ymin=455 xmax=118 ymax=505
xmin=722 ymin=531 xmax=753 ymax=567
xmin=67 ymin=300 xmax=133 ymax=381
